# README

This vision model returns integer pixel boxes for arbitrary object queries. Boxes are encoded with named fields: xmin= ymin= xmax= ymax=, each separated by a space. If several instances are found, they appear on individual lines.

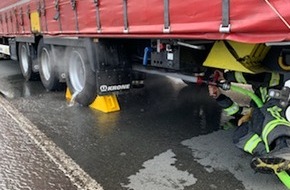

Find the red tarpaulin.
xmin=0 ymin=0 xmax=290 ymax=43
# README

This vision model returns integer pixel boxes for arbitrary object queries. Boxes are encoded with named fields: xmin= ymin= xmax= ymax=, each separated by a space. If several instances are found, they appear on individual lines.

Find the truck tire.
xmin=18 ymin=42 xmax=37 ymax=81
xmin=66 ymin=47 xmax=97 ymax=106
xmin=38 ymin=39 xmax=60 ymax=90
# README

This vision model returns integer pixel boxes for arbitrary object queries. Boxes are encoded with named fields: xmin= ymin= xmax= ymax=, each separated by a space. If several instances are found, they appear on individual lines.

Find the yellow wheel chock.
xmin=65 ymin=88 xmax=120 ymax=113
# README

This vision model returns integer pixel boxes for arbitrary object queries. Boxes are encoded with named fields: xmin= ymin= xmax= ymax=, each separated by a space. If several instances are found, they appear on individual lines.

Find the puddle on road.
xmin=122 ymin=149 xmax=197 ymax=190
xmin=181 ymin=130 xmax=284 ymax=190
xmin=0 ymin=74 xmax=48 ymax=99
xmin=0 ymin=72 xmax=231 ymax=190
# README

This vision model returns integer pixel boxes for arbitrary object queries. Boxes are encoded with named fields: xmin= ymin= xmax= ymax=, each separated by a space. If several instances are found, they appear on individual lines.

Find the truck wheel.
xmin=66 ymin=48 xmax=97 ymax=106
xmin=38 ymin=40 xmax=59 ymax=90
xmin=18 ymin=42 xmax=37 ymax=81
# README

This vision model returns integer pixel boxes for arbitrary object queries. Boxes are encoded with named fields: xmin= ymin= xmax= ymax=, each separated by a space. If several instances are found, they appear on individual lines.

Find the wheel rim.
xmin=69 ymin=50 xmax=86 ymax=92
xmin=41 ymin=48 xmax=51 ymax=81
xmin=20 ymin=45 xmax=29 ymax=74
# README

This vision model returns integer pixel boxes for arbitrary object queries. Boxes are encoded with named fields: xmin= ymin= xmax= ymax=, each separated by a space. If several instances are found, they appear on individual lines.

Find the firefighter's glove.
xmin=238 ymin=108 xmax=253 ymax=126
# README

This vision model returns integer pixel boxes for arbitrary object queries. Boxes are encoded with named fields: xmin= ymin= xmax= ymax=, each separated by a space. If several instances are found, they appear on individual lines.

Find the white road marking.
xmin=182 ymin=130 xmax=286 ymax=190
xmin=122 ymin=149 xmax=197 ymax=190
xmin=0 ymin=96 xmax=104 ymax=190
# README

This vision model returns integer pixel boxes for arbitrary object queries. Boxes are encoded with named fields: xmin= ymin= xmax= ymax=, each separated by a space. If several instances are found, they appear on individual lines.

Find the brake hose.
xmin=230 ymin=85 xmax=264 ymax=108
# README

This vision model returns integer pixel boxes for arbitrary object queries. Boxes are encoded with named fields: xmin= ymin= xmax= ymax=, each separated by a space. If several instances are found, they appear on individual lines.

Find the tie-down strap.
xmin=220 ymin=0 xmax=231 ymax=33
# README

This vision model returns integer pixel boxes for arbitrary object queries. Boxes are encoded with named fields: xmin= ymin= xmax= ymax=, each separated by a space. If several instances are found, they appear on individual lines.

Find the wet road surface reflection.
xmin=0 ymin=60 xmax=250 ymax=190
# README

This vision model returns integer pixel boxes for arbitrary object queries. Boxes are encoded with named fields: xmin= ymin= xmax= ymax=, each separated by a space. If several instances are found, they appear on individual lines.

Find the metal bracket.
xmin=220 ymin=0 xmax=231 ymax=33
xmin=53 ymin=12 xmax=60 ymax=21
xmin=94 ymin=0 xmax=99 ymax=6
xmin=53 ymin=0 xmax=62 ymax=32
xmin=123 ymin=28 xmax=129 ymax=33
xmin=163 ymin=27 xmax=170 ymax=33
xmin=40 ymin=0 xmax=48 ymax=32
xmin=37 ymin=1 xmax=43 ymax=32
xmin=94 ymin=0 xmax=101 ymax=32
xmin=163 ymin=0 xmax=170 ymax=33
xmin=123 ymin=0 xmax=129 ymax=33
xmin=54 ymin=0 xmax=60 ymax=20
xmin=219 ymin=24 xmax=231 ymax=33
xmin=54 ymin=0 xmax=59 ymax=10
xmin=37 ymin=2 xmax=41 ymax=16
xmin=41 ymin=1 xmax=46 ymax=16
xmin=70 ymin=0 xmax=76 ymax=10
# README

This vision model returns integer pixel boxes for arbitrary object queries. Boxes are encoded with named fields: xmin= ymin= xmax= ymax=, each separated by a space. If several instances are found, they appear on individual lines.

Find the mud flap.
xmin=95 ymin=40 xmax=131 ymax=95
xmin=96 ymin=69 xmax=131 ymax=95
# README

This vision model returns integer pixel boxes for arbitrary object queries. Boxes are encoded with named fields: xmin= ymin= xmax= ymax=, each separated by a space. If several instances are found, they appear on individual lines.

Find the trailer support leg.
xmin=65 ymin=88 xmax=120 ymax=113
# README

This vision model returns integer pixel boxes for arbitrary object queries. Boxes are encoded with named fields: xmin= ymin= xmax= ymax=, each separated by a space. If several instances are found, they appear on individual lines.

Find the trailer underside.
xmin=0 ymin=0 xmax=290 ymax=105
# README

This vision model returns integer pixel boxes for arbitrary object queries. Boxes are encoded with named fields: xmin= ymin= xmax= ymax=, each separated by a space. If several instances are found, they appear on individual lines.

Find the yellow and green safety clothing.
xmin=216 ymin=71 xmax=283 ymax=126
xmin=215 ymin=71 xmax=290 ymax=187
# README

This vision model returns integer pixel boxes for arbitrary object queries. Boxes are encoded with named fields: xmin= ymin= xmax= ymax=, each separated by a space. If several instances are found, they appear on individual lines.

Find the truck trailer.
xmin=3 ymin=0 xmax=290 ymax=188
xmin=0 ymin=0 xmax=290 ymax=106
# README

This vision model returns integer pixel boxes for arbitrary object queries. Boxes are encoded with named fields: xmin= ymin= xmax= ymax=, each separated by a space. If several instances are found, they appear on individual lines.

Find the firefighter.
xmin=208 ymin=70 xmax=290 ymax=175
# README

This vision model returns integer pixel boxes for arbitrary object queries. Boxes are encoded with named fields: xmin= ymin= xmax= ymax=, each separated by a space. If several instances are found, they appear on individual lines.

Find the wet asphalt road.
xmin=0 ymin=60 xmax=287 ymax=190
xmin=0 ymin=96 xmax=77 ymax=190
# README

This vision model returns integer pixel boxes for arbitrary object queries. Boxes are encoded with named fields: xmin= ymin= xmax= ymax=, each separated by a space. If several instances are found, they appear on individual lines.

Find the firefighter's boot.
xmin=251 ymin=138 xmax=290 ymax=174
